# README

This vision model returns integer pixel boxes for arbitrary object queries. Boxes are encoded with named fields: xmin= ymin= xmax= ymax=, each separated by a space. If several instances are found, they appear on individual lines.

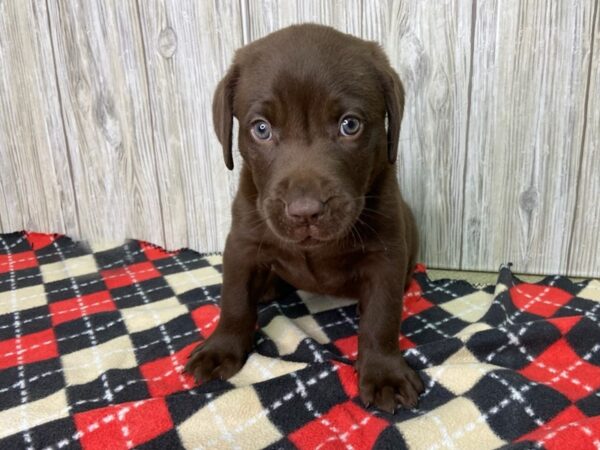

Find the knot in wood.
xmin=158 ymin=27 xmax=177 ymax=58
xmin=519 ymin=186 xmax=539 ymax=212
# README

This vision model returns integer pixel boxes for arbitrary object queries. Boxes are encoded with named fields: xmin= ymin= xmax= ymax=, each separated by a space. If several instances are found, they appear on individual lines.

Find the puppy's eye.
xmin=339 ymin=116 xmax=362 ymax=137
xmin=251 ymin=120 xmax=272 ymax=141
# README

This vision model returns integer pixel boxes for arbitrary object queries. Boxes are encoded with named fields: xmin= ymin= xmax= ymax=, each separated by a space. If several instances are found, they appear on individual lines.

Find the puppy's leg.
xmin=185 ymin=235 xmax=268 ymax=383
xmin=356 ymin=260 xmax=424 ymax=413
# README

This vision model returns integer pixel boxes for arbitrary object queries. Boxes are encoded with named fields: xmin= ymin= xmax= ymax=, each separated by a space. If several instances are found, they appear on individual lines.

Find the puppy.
xmin=185 ymin=24 xmax=424 ymax=412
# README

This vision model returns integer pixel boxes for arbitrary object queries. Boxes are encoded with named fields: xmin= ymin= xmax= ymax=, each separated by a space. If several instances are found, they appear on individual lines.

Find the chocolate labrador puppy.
xmin=185 ymin=23 xmax=424 ymax=412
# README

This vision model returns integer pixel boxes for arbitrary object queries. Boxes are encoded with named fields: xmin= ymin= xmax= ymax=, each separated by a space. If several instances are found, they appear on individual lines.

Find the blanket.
xmin=0 ymin=231 xmax=599 ymax=449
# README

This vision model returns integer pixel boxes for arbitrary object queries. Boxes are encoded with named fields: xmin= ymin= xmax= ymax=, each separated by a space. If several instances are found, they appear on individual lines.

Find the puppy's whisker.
xmin=356 ymin=217 xmax=387 ymax=250
xmin=244 ymin=217 xmax=267 ymax=231
xmin=238 ymin=208 xmax=263 ymax=221
xmin=350 ymin=223 xmax=366 ymax=253
xmin=361 ymin=208 xmax=392 ymax=220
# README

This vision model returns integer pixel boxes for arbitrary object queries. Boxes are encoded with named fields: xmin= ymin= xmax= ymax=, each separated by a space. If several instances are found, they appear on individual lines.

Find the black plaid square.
xmin=467 ymin=369 xmax=570 ymax=441
xmin=55 ymin=311 xmax=128 ymax=355
xmin=44 ymin=273 xmax=107 ymax=304
xmin=401 ymin=306 xmax=469 ymax=345
xmin=0 ymin=267 xmax=42 ymax=293
xmin=311 ymin=306 xmax=359 ymax=342
xmin=109 ymin=276 xmax=175 ymax=309
xmin=66 ymin=366 xmax=149 ymax=414
xmin=255 ymin=363 xmax=349 ymax=435
xmin=466 ymin=320 xmax=563 ymax=369
xmin=0 ymin=356 xmax=64 ymax=411
xmin=0 ymin=416 xmax=78 ymax=450
xmin=177 ymin=284 xmax=220 ymax=308
xmin=130 ymin=314 xmax=199 ymax=364
xmin=0 ymin=304 xmax=52 ymax=340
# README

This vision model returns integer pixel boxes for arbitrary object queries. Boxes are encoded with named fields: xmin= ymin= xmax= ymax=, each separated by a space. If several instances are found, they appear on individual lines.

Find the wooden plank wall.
xmin=0 ymin=0 xmax=598 ymax=277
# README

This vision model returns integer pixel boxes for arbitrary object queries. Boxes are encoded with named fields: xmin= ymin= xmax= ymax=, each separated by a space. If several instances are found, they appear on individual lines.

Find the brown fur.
xmin=185 ymin=24 xmax=424 ymax=412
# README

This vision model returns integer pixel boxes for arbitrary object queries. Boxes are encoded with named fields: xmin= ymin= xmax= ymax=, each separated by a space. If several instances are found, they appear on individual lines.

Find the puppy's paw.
xmin=184 ymin=333 xmax=250 ymax=384
xmin=357 ymin=351 xmax=424 ymax=413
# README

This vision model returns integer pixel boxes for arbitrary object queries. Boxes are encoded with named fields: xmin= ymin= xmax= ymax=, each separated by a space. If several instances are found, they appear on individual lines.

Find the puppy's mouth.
xmin=263 ymin=195 xmax=362 ymax=247
xmin=282 ymin=225 xmax=335 ymax=248
xmin=292 ymin=226 xmax=326 ymax=247
xmin=297 ymin=235 xmax=323 ymax=247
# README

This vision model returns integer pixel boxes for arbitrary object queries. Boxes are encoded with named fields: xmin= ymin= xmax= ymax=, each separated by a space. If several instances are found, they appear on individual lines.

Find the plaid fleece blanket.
xmin=1 ymin=231 xmax=599 ymax=449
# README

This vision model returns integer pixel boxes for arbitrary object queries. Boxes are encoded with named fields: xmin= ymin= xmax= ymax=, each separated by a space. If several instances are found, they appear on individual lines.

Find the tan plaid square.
xmin=397 ymin=396 xmax=506 ymax=449
xmin=178 ymin=386 xmax=282 ymax=449
xmin=0 ymin=390 xmax=69 ymax=440
xmin=40 ymin=254 xmax=98 ymax=283
xmin=62 ymin=335 xmax=137 ymax=386
xmin=121 ymin=296 xmax=188 ymax=334
xmin=0 ymin=284 xmax=46 ymax=315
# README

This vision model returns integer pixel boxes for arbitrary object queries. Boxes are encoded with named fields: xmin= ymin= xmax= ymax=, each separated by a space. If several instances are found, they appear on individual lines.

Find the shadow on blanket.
xmin=0 ymin=231 xmax=599 ymax=449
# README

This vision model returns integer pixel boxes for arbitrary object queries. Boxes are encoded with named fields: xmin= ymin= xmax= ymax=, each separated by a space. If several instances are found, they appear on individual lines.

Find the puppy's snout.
xmin=286 ymin=197 xmax=324 ymax=223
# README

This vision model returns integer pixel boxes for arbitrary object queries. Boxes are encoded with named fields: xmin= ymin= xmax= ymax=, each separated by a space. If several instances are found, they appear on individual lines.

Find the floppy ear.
xmin=212 ymin=65 xmax=238 ymax=170
xmin=380 ymin=67 xmax=405 ymax=164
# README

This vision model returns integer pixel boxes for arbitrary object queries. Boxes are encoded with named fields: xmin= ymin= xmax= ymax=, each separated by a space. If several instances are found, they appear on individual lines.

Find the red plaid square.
xmin=140 ymin=343 xmax=196 ymax=396
xmin=191 ymin=304 xmax=219 ymax=338
xmin=101 ymin=261 xmax=161 ymax=289
xmin=0 ymin=251 xmax=38 ymax=274
xmin=334 ymin=332 xmax=415 ymax=361
xmin=520 ymin=338 xmax=600 ymax=401
xmin=510 ymin=284 xmax=573 ymax=317
xmin=289 ymin=400 xmax=388 ymax=450
xmin=399 ymin=334 xmax=417 ymax=350
xmin=413 ymin=263 xmax=427 ymax=274
xmin=518 ymin=405 xmax=600 ymax=450
xmin=140 ymin=241 xmax=178 ymax=261
xmin=25 ymin=231 xmax=59 ymax=250
xmin=334 ymin=361 xmax=359 ymax=398
xmin=0 ymin=328 xmax=58 ymax=369
xmin=402 ymin=295 xmax=434 ymax=320
xmin=49 ymin=290 xmax=116 ymax=326
xmin=74 ymin=398 xmax=173 ymax=449
xmin=548 ymin=316 xmax=581 ymax=335
xmin=334 ymin=335 xmax=358 ymax=360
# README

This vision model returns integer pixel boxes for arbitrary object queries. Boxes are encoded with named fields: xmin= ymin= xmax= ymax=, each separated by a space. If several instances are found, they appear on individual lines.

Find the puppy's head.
xmin=213 ymin=24 xmax=404 ymax=247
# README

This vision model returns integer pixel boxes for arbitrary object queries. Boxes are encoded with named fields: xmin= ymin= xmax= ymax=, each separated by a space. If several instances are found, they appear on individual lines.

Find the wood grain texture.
xmin=137 ymin=0 xmax=244 ymax=252
xmin=0 ymin=1 xmax=77 ymax=234
xmin=46 ymin=0 xmax=163 ymax=244
xmin=1 ymin=0 xmax=599 ymax=276
xmin=369 ymin=0 xmax=472 ymax=269
xmin=246 ymin=0 xmax=363 ymax=39
xmin=462 ymin=0 xmax=596 ymax=274
xmin=568 ymin=3 xmax=599 ymax=278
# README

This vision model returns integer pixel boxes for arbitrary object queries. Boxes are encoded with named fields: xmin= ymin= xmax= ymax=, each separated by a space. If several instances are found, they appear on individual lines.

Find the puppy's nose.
xmin=286 ymin=197 xmax=324 ymax=222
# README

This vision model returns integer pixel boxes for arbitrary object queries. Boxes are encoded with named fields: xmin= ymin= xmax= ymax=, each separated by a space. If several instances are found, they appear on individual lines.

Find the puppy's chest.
xmin=269 ymin=252 xmax=357 ymax=296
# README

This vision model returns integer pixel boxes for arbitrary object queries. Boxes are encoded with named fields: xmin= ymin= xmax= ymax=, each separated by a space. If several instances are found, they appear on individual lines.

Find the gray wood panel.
xmin=137 ymin=0 xmax=243 ymax=251
xmin=0 ymin=0 xmax=598 ymax=276
xmin=0 ymin=1 xmax=77 ymax=234
xmin=246 ymin=0 xmax=363 ymax=38
xmin=568 ymin=4 xmax=600 ymax=278
xmin=462 ymin=0 xmax=596 ymax=274
xmin=47 ymin=0 xmax=164 ymax=244
xmin=372 ymin=0 xmax=473 ymax=269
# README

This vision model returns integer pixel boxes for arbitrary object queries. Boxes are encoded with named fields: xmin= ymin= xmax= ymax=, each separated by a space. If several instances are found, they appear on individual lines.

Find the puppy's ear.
xmin=212 ymin=65 xmax=238 ymax=170
xmin=379 ymin=65 xmax=405 ymax=164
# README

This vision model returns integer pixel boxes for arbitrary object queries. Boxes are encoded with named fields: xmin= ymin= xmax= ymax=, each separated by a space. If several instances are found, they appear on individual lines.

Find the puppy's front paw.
xmin=184 ymin=332 xmax=250 ymax=384
xmin=357 ymin=351 xmax=424 ymax=413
